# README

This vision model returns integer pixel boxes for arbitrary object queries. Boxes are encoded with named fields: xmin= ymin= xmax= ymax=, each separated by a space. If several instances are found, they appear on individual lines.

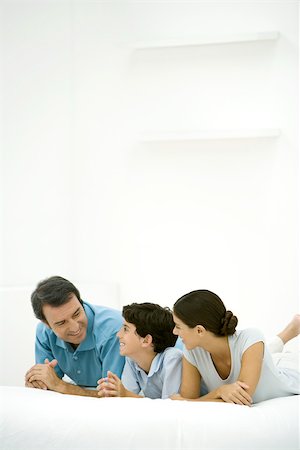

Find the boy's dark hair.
xmin=173 ymin=289 xmax=238 ymax=336
xmin=31 ymin=276 xmax=83 ymax=321
xmin=122 ymin=303 xmax=177 ymax=353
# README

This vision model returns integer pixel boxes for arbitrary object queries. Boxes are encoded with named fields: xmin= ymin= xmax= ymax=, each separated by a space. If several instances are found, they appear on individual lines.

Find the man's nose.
xmin=69 ymin=319 xmax=79 ymax=331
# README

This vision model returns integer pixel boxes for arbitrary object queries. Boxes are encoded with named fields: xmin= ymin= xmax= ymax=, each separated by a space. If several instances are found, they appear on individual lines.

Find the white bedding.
xmin=0 ymin=386 xmax=299 ymax=450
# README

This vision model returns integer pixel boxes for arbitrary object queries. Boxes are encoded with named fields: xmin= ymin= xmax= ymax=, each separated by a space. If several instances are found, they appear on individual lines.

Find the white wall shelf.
xmin=138 ymin=129 xmax=281 ymax=142
xmin=133 ymin=31 xmax=280 ymax=50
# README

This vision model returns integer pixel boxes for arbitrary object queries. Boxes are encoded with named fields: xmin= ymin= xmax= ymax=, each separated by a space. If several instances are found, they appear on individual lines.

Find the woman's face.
xmin=172 ymin=314 xmax=200 ymax=350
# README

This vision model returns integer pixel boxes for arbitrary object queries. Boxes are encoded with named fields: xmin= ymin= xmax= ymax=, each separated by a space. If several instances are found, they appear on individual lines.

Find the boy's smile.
xmin=117 ymin=320 xmax=143 ymax=357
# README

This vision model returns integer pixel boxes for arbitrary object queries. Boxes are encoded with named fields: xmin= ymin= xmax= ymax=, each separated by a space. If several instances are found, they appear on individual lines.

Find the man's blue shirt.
xmin=35 ymin=301 xmax=125 ymax=387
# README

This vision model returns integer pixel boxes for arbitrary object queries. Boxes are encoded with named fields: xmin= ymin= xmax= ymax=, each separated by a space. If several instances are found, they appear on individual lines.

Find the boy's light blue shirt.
xmin=35 ymin=301 xmax=125 ymax=387
xmin=121 ymin=347 xmax=182 ymax=399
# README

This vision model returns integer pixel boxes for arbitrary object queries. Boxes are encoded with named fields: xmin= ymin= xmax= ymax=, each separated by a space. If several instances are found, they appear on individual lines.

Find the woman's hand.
xmin=217 ymin=381 xmax=253 ymax=406
xmin=170 ymin=393 xmax=186 ymax=401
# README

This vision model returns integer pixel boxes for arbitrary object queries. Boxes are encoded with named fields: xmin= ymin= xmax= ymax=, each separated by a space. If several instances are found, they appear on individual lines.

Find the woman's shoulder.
xmin=233 ymin=328 xmax=266 ymax=351
xmin=235 ymin=328 xmax=265 ymax=339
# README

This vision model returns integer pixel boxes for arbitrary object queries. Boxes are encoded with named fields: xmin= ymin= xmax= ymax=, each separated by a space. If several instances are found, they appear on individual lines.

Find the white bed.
xmin=0 ymin=386 xmax=299 ymax=450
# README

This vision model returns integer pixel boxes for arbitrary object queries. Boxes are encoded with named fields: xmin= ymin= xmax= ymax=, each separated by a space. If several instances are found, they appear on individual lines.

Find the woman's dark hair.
xmin=173 ymin=289 xmax=238 ymax=336
xmin=31 ymin=276 xmax=83 ymax=321
xmin=122 ymin=302 xmax=177 ymax=353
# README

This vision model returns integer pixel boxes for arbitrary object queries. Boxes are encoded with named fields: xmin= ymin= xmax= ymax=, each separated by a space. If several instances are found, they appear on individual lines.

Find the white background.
xmin=0 ymin=0 xmax=299 ymax=385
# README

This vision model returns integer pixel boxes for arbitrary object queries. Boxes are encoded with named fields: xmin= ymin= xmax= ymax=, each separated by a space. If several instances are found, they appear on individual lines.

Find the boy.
xmin=97 ymin=302 xmax=182 ymax=399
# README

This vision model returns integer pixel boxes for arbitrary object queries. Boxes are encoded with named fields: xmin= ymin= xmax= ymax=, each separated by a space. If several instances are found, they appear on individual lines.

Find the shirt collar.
xmin=55 ymin=301 xmax=95 ymax=352
xmin=133 ymin=352 xmax=164 ymax=377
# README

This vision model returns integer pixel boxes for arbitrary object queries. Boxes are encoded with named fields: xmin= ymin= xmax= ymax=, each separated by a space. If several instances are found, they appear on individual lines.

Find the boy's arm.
xmin=97 ymin=371 xmax=143 ymax=398
xmin=161 ymin=352 xmax=183 ymax=399
xmin=120 ymin=359 xmax=141 ymax=394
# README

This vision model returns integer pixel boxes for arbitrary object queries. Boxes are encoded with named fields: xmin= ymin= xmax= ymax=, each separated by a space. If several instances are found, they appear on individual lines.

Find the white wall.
xmin=0 ymin=1 xmax=299 ymax=385
xmin=0 ymin=288 xmax=38 ymax=386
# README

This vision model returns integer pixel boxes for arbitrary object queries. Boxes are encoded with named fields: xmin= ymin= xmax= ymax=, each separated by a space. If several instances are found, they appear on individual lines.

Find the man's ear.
xmin=141 ymin=334 xmax=153 ymax=347
xmin=42 ymin=320 xmax=51 ymax=329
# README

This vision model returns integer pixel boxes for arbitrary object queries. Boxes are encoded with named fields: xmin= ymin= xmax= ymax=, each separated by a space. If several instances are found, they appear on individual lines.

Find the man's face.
xmin=42 ymin=294 xmax=88 ymax=346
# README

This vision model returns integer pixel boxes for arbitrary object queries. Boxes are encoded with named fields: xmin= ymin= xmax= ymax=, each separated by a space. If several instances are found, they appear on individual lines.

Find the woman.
xmin=172 ymin=289 xmax=300 ymax=405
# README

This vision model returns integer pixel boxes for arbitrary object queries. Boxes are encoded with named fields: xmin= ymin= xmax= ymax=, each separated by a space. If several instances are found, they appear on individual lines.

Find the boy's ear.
xmin=196 ymin=325 xmax=206 ymax=335
xmin=141 ymin=334 xmax=153 ymax=347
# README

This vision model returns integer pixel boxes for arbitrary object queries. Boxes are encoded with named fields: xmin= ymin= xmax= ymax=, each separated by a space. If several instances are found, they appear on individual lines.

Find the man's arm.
xmin=25 ymin=325 xmax=64 ymax=390
xmin=25 ymin=362 xmax=100 ymax=397
xmin=27 ymin=326 xmax=100 ymax=397
xmin=25 ymin=358 xmax=56 ymax=390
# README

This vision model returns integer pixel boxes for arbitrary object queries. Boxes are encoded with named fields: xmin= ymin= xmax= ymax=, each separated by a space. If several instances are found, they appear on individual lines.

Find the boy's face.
xmin=117 ymin=320 xmax=144 ymax=357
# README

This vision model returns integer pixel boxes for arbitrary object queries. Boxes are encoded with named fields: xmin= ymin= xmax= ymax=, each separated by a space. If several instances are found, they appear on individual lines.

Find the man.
xmin=25 ymin=276 xmax=125 ymax=397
